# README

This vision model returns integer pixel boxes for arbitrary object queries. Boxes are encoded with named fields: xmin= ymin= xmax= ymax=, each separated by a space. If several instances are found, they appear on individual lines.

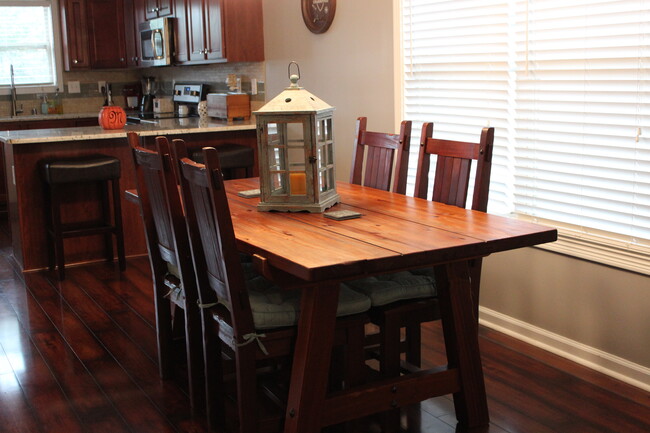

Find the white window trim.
xmin=394 ymin=0 xmax=650 ymax=277
xmin=0 ymin=0 xmax=64 ymax=96
xmin=517 ymin=215 xmax=650 ymax=276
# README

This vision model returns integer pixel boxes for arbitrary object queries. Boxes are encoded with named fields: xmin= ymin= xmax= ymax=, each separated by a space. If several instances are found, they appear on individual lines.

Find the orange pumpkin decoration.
xmin=98 ymin=106 xmax=127 ymax=130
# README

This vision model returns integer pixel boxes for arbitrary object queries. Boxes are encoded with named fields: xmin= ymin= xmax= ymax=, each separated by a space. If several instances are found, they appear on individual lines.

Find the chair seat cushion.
xmin=244 ymin=279 xmax=371 ymax=330
xmin=346 ymin=271 xmax=436 ymax=307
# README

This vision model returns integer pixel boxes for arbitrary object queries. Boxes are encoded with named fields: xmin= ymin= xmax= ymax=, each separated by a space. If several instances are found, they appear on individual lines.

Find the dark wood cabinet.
xmin=176 ymin=0 xmax=262 ymax=65
xmin=124 ymin=0 xmax=145 ymax=67
xmin=145 ymin=0 xmax=173 ymax=19
xmin=61 ymin=0 xmax=129 ymax=70
xmin=172 ymin=0 xmax=190 ymax=63
xmin=60 ymin=0 xmax=91 ymax=70
xmin=87 ymin=0 xmax=128 ymax=69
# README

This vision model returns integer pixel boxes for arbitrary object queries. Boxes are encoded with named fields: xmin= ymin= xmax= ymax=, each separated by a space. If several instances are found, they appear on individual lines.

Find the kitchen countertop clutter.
xmin=0 ymin=117 xmax=257 ymax=145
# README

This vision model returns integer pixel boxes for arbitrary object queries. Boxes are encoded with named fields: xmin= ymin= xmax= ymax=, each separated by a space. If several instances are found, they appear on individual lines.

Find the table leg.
xmin=283 ymin=282 xmax=340 ymax=433
xmin=434 ymin=261 xmax=489 ymax=428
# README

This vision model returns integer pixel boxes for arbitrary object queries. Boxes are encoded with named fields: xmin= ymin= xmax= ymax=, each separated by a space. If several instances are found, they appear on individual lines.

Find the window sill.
xmin=515 ymin=216 xmax=650 ymax=276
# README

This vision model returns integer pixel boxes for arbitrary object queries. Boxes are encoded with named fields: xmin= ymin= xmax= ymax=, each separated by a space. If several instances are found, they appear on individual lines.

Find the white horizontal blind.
xmin=0 ymin=1 xmax=57 ymax=88
xmin=513 ymin=0 xmax=650 ymax=245
xmin=401 ymin=0 xmax=650 ymax=272
xmin=402 ymin=0 xmax=513 ymax=214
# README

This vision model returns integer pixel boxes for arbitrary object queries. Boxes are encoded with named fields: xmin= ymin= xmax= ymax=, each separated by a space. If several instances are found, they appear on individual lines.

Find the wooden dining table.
xmin=219 ymin=177 xmax=557 ymax=433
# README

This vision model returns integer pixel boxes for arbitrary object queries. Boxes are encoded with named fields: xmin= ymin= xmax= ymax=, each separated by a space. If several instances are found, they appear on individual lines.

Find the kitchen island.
xmin=0 ymin=118 xmax=257 ymax=272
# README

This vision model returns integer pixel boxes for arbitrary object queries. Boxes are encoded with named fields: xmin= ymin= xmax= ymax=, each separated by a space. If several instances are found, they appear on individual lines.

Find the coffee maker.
xmin=140 ymin=76 xmax=156 ymax=117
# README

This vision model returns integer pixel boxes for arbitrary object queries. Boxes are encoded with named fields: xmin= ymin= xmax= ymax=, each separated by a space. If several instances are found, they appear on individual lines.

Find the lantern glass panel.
xmin=270 ymin=172 xmax=287 ymax=196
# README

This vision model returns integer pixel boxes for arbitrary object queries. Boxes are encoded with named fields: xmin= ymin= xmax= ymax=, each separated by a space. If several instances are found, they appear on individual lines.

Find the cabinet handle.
xmin=148 ymin=8 xmax=158 ymax=12
xmin=120 ymin=58 xmax=125 ymax=62
xmin=73 ymin=59 xmax=79 ymax=64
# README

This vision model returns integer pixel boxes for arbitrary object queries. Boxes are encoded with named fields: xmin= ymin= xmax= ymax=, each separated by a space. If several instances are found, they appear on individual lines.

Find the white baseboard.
xmin=478 ymin=307 xmax=650 ymax=393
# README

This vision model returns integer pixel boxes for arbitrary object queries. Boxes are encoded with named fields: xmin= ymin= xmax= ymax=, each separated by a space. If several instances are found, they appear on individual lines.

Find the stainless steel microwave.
xmin=139 ymin=17 xmax=173 ymax=67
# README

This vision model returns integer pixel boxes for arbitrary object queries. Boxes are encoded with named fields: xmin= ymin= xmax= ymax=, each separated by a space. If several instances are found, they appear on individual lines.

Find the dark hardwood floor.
xmin=0 ymin=220 xmax=647 ymax=433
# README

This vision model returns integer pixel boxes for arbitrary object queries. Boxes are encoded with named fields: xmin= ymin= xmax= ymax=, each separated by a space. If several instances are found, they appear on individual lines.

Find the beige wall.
xmin=262 ymin=0 xmax=650 ymax=390
xmin=262 ymin=0 xmax=396 ymax=182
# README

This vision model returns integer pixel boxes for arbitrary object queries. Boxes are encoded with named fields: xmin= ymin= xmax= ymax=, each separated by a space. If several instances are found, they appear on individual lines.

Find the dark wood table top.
xmin=224 ymin=178 xmax=557 ymax=282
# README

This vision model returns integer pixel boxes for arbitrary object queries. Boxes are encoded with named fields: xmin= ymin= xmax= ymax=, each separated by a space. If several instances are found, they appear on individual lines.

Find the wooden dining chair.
xmin=128 ymin=132 xmax=205 ymax=411
xmin=172 ymin=139 xmax=371 ymax=433
xmin=349 ymin=124 xmax=494 ymax=377
xmin=350 ymin=117 xmax=411 ymax=194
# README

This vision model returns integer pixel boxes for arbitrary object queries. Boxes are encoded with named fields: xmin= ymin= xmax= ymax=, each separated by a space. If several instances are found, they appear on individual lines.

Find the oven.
xmin=139 ymin=17 xmax=173 ymax=67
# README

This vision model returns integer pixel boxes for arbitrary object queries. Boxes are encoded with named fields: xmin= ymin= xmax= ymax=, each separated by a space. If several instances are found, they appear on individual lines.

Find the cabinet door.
xmin=203 ymin=0 xmax=223 ymax=60
xmin=145 ymin=0 xmax=172 ymax=19
xmin=157 ymin=0 xmax=173 ymax=17
xmin=187 ymin=0 xmax=206 ymax=62
xmin=173 ymin=0 xmax=190 ymax=63
xmin=60 ymin=0 xmax=90 ymax=70
xmin=124 ymin=0 xmax=145 ymax=67
xmin=87 ymin=0 xmax=127 ymax=69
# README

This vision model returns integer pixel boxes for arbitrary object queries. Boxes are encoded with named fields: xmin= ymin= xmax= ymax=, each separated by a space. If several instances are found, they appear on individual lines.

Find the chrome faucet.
xmin=10 ymin=64 xmax=24 ymax=117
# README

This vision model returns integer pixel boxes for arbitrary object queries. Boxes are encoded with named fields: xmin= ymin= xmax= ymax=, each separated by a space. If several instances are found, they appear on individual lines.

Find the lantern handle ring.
xmin=288 ymin=61 xmax=301 ymax=87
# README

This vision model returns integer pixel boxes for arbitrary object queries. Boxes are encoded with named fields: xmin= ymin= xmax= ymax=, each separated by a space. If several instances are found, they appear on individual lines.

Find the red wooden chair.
xmin=128 ymin=132 xmax=205 ymax=410
xmin=350 ymin=116 xmax=411 ymax=194
xmin=172 ymin=139 xmax=371 ymax=433
xmin=350 ymin=124 xmax=494 ymax=378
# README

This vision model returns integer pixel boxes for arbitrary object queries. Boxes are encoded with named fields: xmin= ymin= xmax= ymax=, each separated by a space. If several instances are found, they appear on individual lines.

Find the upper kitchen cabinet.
xmin=87 ymin=0 xmax=128 ymax=69
xmin=59 ymin=0 xmax=90 ymax=70
xmin=60 ymin=0 xmax=129 ymax=70
xmin=124 ymin=0 xmax=146 ymax=67
xmin=145 ymin=0 xmax=173 ymax=20
xmin=175 ymin=0 xmax=263 ymax=65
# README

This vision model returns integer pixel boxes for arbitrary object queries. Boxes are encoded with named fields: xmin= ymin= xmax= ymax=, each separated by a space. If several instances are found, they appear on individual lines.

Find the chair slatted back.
xmin=173 ymin=139 xmax=256 ymax=337
xmin=350 ymin=117 xmax=411 ymax=194
xmin=414 ymin=124 xmax=494 ymax=212
xmin=129 ymin=133 xmax=190 ymax=269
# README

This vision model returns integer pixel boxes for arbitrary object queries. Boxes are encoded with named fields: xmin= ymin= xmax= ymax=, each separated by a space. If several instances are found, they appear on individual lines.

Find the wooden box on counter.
xmin=207 ymin=93 xmax=251 ymax=121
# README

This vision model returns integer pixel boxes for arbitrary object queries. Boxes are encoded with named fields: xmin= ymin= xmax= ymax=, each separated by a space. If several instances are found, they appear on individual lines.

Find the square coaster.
xmin=323 ymin=210 xmax=362 ymax=221
xmin=237 ymin=189 xmax=261 ymax=198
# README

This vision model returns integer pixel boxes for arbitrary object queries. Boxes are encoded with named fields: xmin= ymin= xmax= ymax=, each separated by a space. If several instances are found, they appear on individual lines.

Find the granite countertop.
xmin=0 ymin=112 xmax=99 ymax=123
xmin=0 ymin=117 xmax=257 ymax=145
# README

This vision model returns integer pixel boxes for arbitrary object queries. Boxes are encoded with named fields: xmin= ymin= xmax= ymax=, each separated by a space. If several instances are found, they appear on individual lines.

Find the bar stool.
xmin=190 ymin=143 xmax=254 ymax=179
xmin=40 ymin=154 xmax=126 ymax=280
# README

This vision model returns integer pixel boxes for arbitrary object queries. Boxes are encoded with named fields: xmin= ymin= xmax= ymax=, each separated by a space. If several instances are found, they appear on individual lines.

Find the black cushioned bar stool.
xmin=190 ymin=143 xmax=254 ymax=179
xmin=40 ymin=154 xmax=126 ymax=280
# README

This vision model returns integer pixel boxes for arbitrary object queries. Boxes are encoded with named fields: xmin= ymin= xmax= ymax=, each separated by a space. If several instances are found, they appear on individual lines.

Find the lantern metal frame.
xmin=254 ymin=65 xmax=340 ymax=213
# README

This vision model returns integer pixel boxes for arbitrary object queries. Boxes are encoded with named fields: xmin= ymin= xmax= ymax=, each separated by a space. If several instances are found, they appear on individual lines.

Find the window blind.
xmin=402 ymin=0 xmax=650 ymax=274
xmin=0 ymin=1 xmax=57 ymax=88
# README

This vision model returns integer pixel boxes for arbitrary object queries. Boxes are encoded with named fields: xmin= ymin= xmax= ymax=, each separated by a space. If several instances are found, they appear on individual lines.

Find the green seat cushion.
xmin=346 ymin=271 xmax=436 ymax=307
xmin=244 ymin=279 xmax=371 ymax=330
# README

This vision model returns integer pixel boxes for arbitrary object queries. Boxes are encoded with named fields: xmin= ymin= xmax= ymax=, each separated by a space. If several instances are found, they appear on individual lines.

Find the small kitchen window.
xmin=0 ymin=0 xmax=62 ymax=95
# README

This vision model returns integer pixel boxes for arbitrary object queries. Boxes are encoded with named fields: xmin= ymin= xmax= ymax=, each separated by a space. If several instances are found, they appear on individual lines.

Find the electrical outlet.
xmin=98 ymin=81 xmax=106 ymax=93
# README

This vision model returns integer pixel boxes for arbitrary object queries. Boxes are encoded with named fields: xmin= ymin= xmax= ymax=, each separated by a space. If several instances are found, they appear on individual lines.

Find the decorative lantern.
xmin=254 ymin=63 xmax=339 ymax=212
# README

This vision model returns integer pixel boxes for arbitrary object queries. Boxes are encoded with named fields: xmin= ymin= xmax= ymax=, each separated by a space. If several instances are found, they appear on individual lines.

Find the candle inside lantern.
xmin=290 ymin=172 xmax=306 ymax=195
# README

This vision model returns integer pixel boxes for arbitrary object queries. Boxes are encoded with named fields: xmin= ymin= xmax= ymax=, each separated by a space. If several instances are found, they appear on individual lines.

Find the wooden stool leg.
xmin=43 ymin=186 xmax=56 ymax=273
xmin=50 ymin=185 xmax=66 ymax=280
xmin=100 ymin=181 xmax=114 ymax=263
xmin=111 ymin=179 xmax=126 ymax=271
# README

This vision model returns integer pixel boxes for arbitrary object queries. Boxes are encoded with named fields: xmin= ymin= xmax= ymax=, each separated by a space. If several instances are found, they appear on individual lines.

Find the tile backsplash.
xmin=1 ymin=62 xmax=265 ymax=117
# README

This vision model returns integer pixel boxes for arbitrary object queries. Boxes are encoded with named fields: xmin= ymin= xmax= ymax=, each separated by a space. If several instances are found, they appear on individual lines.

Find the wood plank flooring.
xmin=0 ymin=221 xmax=647 ymax=432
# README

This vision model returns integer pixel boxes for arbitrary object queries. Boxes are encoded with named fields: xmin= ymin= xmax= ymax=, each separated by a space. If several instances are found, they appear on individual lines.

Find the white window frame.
xmin=0 ymin=0 xmax=64 ymax=96
xmin=396 ymin=0 xmax=650 ymax=276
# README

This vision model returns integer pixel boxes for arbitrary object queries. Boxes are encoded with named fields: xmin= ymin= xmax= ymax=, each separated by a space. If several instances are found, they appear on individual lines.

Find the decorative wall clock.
xmin=302 ymin=0 xmax=336 ymax=34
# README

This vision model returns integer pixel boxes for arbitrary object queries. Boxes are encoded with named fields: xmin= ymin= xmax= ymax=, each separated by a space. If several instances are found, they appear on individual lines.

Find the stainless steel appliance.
xmin=139 ymin=18 xmax=173 ymax=67
xmin=128 ymin=83 xmax=206 ymax=123
xmin=140 ymin=76 xmax=156 ymax=117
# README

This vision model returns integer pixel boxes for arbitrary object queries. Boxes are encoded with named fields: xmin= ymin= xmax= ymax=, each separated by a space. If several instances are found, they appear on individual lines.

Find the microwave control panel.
xmin=173 ymin=84 xmax=205 ymax=104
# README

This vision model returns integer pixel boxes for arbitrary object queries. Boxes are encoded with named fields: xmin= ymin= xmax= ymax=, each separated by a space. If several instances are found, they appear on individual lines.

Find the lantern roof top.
xmin=254 ymin=73 xmax=334 ymax=115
